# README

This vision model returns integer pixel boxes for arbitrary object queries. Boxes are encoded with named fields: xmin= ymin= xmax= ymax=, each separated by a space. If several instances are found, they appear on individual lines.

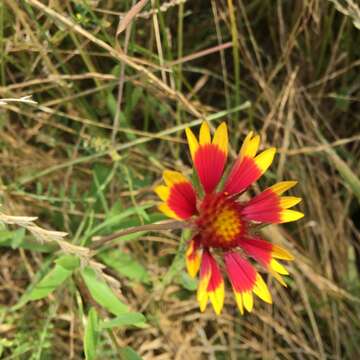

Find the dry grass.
xmin=0 ymin=1 xmax=360 ymax=359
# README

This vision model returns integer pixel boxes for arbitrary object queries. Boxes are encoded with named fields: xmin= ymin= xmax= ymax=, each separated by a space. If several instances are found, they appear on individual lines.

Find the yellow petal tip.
xmin=255 ymin=147 xmax=276 ymax=173
xmin=157 ymin=203 xmax=180 ymax=220
xmin=212 ymin=122 xmax=228 ymax=155
xmin=185 ymin=127 xmax=199 ymax=160
xmin=199 ymin=121 xmax=211 ymax=145
xmin=281 ymin=210 xmax=304 ymax=223
xmin=154 ymin=185 xmax=169 ymax=202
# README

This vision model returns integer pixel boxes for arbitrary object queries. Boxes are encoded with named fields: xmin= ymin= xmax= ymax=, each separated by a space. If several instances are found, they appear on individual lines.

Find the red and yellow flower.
xmin=155 ymin=122 xmax=303 ymax=315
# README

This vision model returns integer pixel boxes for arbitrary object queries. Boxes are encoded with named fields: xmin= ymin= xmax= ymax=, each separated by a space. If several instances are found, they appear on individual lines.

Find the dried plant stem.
xmin=90 ymin=220 xmax=189 ymax=249
xmin=111 ymin=16 xmax=132 ymax=145
xmin=0 ymin=211 xmax=90 ymax=258
xmin=0 ymin=95 xmax=37 ymax=105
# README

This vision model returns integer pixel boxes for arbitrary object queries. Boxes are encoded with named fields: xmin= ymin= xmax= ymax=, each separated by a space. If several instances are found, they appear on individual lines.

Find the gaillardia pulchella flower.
xmin=155 ymin=122 xmax=303 ymax=315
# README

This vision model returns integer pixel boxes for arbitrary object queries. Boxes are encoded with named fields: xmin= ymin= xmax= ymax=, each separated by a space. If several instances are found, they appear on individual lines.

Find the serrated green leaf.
xmin=81 ymin=267 xmax=128 ymax=315
xmin=84 ymin=308 xmax=99 ymax=360
xmin=101 ymin=312 xmax=146 ymax=329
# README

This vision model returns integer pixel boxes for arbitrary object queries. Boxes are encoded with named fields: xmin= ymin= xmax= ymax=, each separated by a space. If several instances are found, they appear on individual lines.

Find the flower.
xmin=154 ymin=122 xmax=303 ymax=315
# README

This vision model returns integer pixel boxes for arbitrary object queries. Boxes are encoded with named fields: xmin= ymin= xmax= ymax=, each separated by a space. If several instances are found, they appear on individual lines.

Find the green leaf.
xmin=179 ymin=271 xmax=197 ymax=291
xmin=84 ymin=308 xmax=99 ymax=360
xmin=119 ymin=346 xmax=143 ymax=360
xmin=107 ymin=200 xmax=123 ymax=218
xmin=26 ymin=259 xmax=74 ymax=302
xmin=0 ymin=229 xmax=55 ymax=253
xmin=101 ymin=312 xmax=146 ymax=329
xmin=55 ymin=255 xmax=80 ymax=271
xmin=12 ymin=258 xmax=53 ymax=309
xmin=98 ymin=250 xmax=150 ymax=284
xmin=0 ymin=229 xmax=18 ymax=243
xmin=81 ymin=267 xmax=129 ymax=315
xmin=14 ymin=255 xmax=79 ymax=307
xmin=10 ymin=228 xmax=26 ymax=249
xmin=0 ymin=228 xmax=25 ymax=248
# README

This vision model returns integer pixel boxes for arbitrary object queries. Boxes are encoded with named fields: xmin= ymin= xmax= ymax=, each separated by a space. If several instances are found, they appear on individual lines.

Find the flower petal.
xmin=238 ymin=236 xmax=294 ymax=287
xmin=194 ymin=145 xmax=227 ymax=193
xmin=254 ymin=148 xmax=276 ymax=173
xmin=224 ymin=157 xmax=261 ymax=195
xmin=154 ymin=185 xmax=170 ymax=201
xmin=270 ymin=181 xmax=298 ymax=195
xmin=242 ymin=291 xmax=253 ymax=312
xmin=185 ymin=127 xmax=199 ymax=161
xmin=187 ymin=122 xmax=228 ymax=194
xmin=186 ymin=237 xmax=202 ymax=278
xmin=242 ymin=182 xmax=303 ymax=224
xmin=196 ymin=251 xmax=225 ymax=315
xmin=280 ymin=210 xmax=304 ymax=223
xmin=157 ymin=203 xmax=180 ymax=220
xmin=163 ymin=170 xmax=188 ymax=186
xmin=253 ymin=273 xmax=272 ymax=304
xmin=197 ymin=250 xmax=212 ymax=312
xmin=207 ymin=253 xmax=225 ymax=315
xmin=224 ymin=252 xmax=271 ymax=314
xmin=241 ymin=187 xmax=282 ymax=223
xmin=224 ymin=133 xmax=276 ymax=195
xmin=270 ymin=259 xmax=288 ymax=275
xmin=279 ymin=196 xmax=302 ymax=209
xmin=272 ymin=244 xmax=294 ymax=260
xmin=155 ymin=170 xmax=197 ymax=219
xmin=212 ymin=122 xmax=228 ymax=155
xmin=239 ymin=132 xmax=260 ymax=160
xmin=199 ymin=121 xmax=211 ymax=145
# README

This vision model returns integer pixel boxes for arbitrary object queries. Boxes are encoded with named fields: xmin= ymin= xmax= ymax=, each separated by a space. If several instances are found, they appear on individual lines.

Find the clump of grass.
xmin=0 ymin=1 xmax=360 ymax=359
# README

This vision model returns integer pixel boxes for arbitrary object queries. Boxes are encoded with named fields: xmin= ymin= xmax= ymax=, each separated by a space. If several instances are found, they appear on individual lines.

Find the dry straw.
xmin=0 ymin=210 xmax=90 ymax=259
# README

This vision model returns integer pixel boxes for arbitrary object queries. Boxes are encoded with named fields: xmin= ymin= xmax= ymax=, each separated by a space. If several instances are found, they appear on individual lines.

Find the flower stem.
xmin=90 ymin=220 xmax=188 ymax=249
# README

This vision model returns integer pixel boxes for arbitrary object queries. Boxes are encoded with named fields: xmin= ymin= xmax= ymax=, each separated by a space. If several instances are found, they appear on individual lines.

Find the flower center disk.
xmin=196 ymin=193 xmax=244 ymax=248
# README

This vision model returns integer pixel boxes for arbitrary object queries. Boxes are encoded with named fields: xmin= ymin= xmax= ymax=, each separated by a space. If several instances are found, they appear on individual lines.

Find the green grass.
xmin=0 ymin=0 xmax=360 ymax=359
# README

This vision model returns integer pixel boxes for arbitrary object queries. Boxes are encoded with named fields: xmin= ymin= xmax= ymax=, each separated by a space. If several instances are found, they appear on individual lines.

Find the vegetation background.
xmin=1 ymin=0 xmax=360 ymax=359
